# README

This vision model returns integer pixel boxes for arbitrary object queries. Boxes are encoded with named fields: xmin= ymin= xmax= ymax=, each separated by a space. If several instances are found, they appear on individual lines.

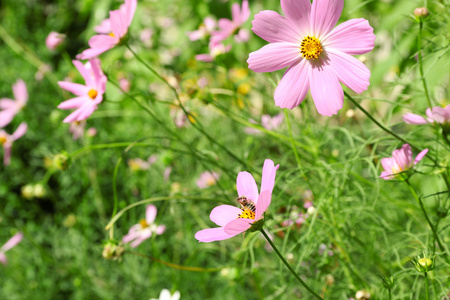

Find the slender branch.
xmin=418 ymin=19 xmax=433 ymax=108
xmin=260 ymin=229 xmax=323 ymax=300
xmin=424 ymin=272 xmax=429 ymax=300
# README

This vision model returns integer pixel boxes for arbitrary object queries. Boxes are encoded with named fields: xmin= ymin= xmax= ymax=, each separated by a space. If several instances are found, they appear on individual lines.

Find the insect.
xmin=237 ymin=196 xmax=256 ymax=213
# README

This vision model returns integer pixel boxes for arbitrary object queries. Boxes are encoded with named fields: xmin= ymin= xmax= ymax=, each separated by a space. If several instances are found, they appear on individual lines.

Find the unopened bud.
xmin=102 ymin=241 xmax=124 ymax=261
xmin=53 ymin=152 xmax=71 ymax=170
xmin=412 ymin=255 xmax=435 ymax=272
xmin=414 ymin=7 xmax=429 ymax=18
xmin=355 ymin=290 xmax=370 ymax=300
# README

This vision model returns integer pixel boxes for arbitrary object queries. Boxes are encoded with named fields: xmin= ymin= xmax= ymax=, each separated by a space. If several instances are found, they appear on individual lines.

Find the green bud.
xmin=53 ymin=151 xmax=71 ymax=170
xmin=102 ymin=241 xmax=124 ymax=261
xmin=412 ymin=255 xmax=435 ymax=273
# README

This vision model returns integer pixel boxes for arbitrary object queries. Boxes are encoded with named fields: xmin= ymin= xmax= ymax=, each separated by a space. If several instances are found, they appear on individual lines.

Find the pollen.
xmin=109 ymin=32 xmax=116 ymax=38
xmin=300 ymin=36 xmax=323 ymax=60
xmin=88 ymin=89 xmax=98 ymax=99
xmin=238 ymin=207 xmax=255 ymax=220
xmin=0 ymin=136 xmax=6 ymax=146
xmin=139 ymin=219 xmax=149 ymax=228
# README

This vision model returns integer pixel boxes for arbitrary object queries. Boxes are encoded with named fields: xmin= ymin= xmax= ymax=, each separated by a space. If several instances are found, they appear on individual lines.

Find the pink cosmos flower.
xmin=196 ymin=171 xmax=220 ymax=189
xmin=211 ymin=0 xmax=250 ymax=44
xmin=0 ymin=122 xmax=27 ymax=165
xmin=195 ymin=159 xmax=279 ymax=242
xmin=261 ymin=113 xmax=284 ymax=130
xmin=0 ymin=232 xmax=23 ymax=265
xmin=187 ymin=17 xmax=217 ymax=41
xmin=95 ymin=19 xmax=112 ymax=34
xmin=122 ymin=204 xmax=166 ymax=248
xmin=76 ymin=0 xmax=137 ymax=59
xmin=69 ymin=120 xmax=86 ymax=141
xmin=0 ymin=79 xmax=28 ymax=128
xmin=380 ymin=144 xmax=428 ymax=180
xmin=404 ymin=105 xmax=450 ymax=125
xmin=45 ymin=32 xmax=65 ymax=50
xmin=57 ymin=58 xmax=107 ymax=123
xmin=247 ymin=0 xmax=376 ymax=116
xmin=195 ymin=43 xmax=232 ymax=62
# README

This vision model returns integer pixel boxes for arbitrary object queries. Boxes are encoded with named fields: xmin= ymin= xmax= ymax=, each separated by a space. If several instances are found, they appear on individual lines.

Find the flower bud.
xmin=53 ymin=152 xmax=71 ymax=170
xmin=355 ymin=290 xmax=370 ymax=300
xmin=412 ymin=255 xmax=435 ymax=272
xmin=21 ymin=184 xmax=34 ymax=200
xmin=414 ymin=7 xmax=429 ymax=18
xmin=102 ymin=241 xmax=124 ymax=261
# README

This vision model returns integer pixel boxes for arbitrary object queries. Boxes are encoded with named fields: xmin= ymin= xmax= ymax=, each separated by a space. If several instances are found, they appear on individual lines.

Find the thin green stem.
xmin=418 ymin=19 xmax=433 ymax=108
xmin=389 ymin=289 xmax=392 ymax=300
xmin=260 ymin=229 xmax=323 ymax=300
xmin=284 ymin=109 xmax=303 ymax=170
xmin=424 ymin=272 xmax=429 ymax=300
xmin=405 ymin=179 xmax=450 ymax=262
xmin=344 ymin=91 xmax=419 ymax=150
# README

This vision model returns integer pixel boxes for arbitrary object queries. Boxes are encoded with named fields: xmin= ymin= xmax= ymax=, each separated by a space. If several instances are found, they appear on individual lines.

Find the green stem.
xmin=344 ymin=91 xmax=419 ymax=150
xmin=284 ymin=109 xmax=302 ymax=170
xmin=424 ymin=272 xmax=429 ymax=300
xmin=389 ymin=288 xmax=392 ymax=300
xmin=418 ymin=19 xmax=433 ymax=108
xmin=260 ymin=229 xmax=323 ymax=300
xmin=405 ymin=179 xmax=449 ymax=262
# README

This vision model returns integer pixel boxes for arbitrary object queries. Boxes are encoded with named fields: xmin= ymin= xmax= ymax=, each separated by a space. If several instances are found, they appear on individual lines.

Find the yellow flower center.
xmin=238 ymin=207 xmax=255 ymax=219
xmin=391 ymin=164 xmax=403 ymax=175
xmin=139 ymin=219 xmax=149 ymax=228
xmin=88 ymin=89 xmax=98 ymax=100
xmin=0 ymin=136 xmax=6 ymax=146
xmin=109 ymin=32 xmax=116 ymax=38
xmin=300 ymin=36 xmax=323 ymax=60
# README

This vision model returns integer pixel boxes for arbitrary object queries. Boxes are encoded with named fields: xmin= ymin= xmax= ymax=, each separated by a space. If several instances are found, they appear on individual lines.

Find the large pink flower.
xmin=0 ymin=232 xmax=23 ymax=265
xmin=404 ymin=105 xmax=450 ymax=125
xmin=77 ymin=0 xmax=137 ymax=60
xmin=195 ymin=159 xmax=279 ymax=242
xmin=247 ymin=0 xmax=375 ymax=116
xmin=58 ymin=58 xmax=107 ymax=123
xmin=122 ymin=205 xmax=166 ymax=248
xmin=380 ymin=144 xmax=428 ymax=180
xmin=0 ymin=79 xmax=28 ymax=128
xmin=211 ymin=0 xmax=250 ymax=44
xmin=0 ymin=122 xmax=27 ymax=166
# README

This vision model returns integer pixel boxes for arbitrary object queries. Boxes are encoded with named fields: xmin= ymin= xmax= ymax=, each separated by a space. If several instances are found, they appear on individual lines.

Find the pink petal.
xmin=122 ymin=226 xmax=140 ymax=243
xmin=327 ymin=50 xmax=370 ymax=94
xmin=155 ymin=225 xmax=166 ymax=235
xmin=310 ymin=60 xmax=344 ymax=116
xmin=414 ymin=149 xmax=428 ymax=165
xmin=0 ymin=111 xmax=15 ymax=128
xmin=110 ymin=10 xmax=127 ymax=38
xmin=58 ymin=81 xmax=89 ymax=97
xmin=393 ymin=144 xmax=412 ymax=170
xmin=223 ymin=218 xmax=252 ymax=235
xmin=76 ymin=47 xmax=111 ymax=60
xmin=195 ymin=227 xmax=235 ymax=243
xmin=130 ymin=231 xmax=152 ymax=248
xmin=430 ymin=107 xmax=446 ymax=124
xmin=403 ymin=113 xmax=428 ymax=125
xmin=75 ymin=104 xmax=98 ymax=121
xmin=236 ymin=171 xmax=259 ymax=203
xmin=1 ymin=232 xmax=23 ymax=252
xmin=251 ymin=10 xmax=300 ymax=43
xmin=0 ymin=252 xmax=7 ymax=265
xmin=124 ymin=0 xmax=137 ymax=27
xmin=274 ymin=59 xmax=310 ymax=109
xmin=260 ymin=159 xmax=279 ymax=194
xmin=380 ymin=157 xmax=396 ymax=175
xmin=58 ymin=96 xmax=89 ymax=110
xmin=88 ymin=34 xmax=117 ymax=50
xmin=0 ymin=98 xmax=16 ymax=110
xmin=11 ymin=123 xmax=27 ymax=141
xmin=195 ymin=54 xmax=213 ymax=62
xmin=247 ymin=42 xmax=301 ymax=73
xmin=311 ymin=0 xmax=344 ymax=38
xmin=72 ymin=60 xmax=94 ymax=87
xmin=323 ymin=18 xmax=375 ymax=55
xmin=239 ymin=0 xmax=250 ymax=25
xmin=12 ymin=79 xmax=28 ymax=103
xmin=204 ymin=17 xmax=216 ymax=31
xmin=255 ymin=190 xmax=272 ymax=220
xmin=95 ymin=19 xmax=111 ymax=34
xmin=280 ymin=0 xmax=311 ymax=37
xmin=209 ymin=205 xmax=242 ymax=226
xmin=231 ymin=2 xmax=242 ymax=24
xmin=379 ymin=171 xmax=392 ymax=180
xmin=146 ymin=204 xmax=157 ymax=224
xmin=3 ymin=143 xmax=11 ymax=165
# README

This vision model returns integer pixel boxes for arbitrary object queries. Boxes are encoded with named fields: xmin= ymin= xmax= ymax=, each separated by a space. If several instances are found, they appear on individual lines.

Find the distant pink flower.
xmin=404 ymin=105 xmax=450 ymax=125
xmin=57 ymin=58 xmax=107 ymax=123
xmin=0 ymin=79 xmax=28 ymax=128
xmin=69 ymin=121 xmax=86 ymax=141
xmin=45 ymin=32 xmax=65 ymax=50
xmin=0 ymin=122 xmax=27 ymax=165
xmin=128 ymin=156 xmax=156 ymax=171
xmin=195 ymin=43 xmax=231 ymax=62
xmin=261 ymin=113 xmax=284 ymax=130
xmin=164 ymin=167 xmax=172 ymax=181
xmin=197 ymin=171 xmax=220 ymax=189
xmin=247 ymin=0 xmax=375 ymax=116
xmin=195 ymin=159 xmax=279 ymax=242
xmin=119 ymin=77 xmax=131 ymax=92
xmin=380 ymin=144 xmax=428 ymax=180
xmin=77 ymin=0 xmax=137 ymax=59
xmin=188 ymin=17 xmax=217 ymax=41
xmin=122 ymin=205 xmax=166 ymax=247
xmin=211 ymin=0 xmax=250 ymax=44
xmin=0 ymin=232 xmax=23 ymax=265
xmin=86 ymin=127 xmax=97 ymax=137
